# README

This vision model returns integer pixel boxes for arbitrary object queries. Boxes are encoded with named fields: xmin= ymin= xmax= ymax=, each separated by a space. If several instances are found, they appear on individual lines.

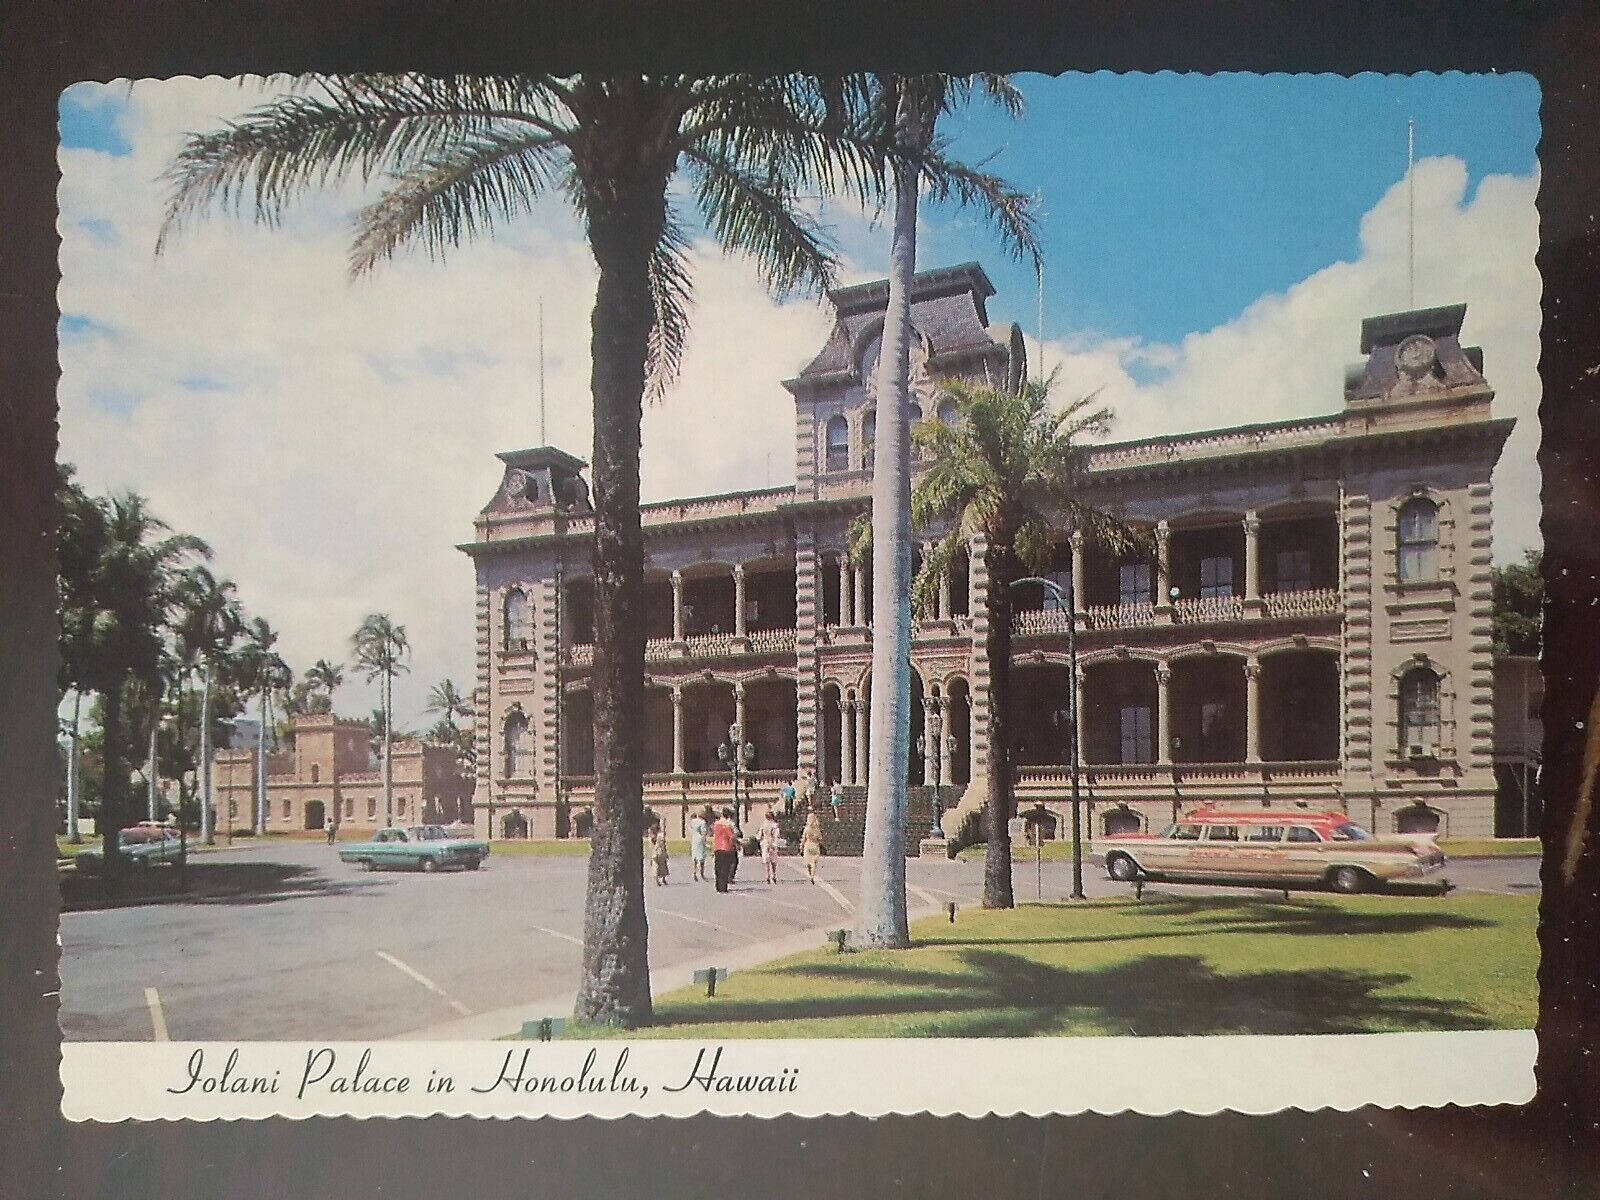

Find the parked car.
xmin=1096 ymin=806 xmax=1447 ymax=894
xmin=74 ymin=827 xmax=184 ymax=872
xmin=338 ymin=825 xmax=490 ymax=872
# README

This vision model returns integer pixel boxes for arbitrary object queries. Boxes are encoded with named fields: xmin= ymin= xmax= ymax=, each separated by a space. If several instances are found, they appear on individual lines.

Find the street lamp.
xmin=921 ymin=710 xmax=955 ymax=838
xmin=716 ymin=722 xmax=755 ymax=833
xmin=1012 ymin=572 xmax=1085 ymax=900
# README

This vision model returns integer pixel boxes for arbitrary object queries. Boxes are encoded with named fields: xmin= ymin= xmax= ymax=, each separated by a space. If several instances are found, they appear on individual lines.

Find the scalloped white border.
xmin=61 ymin=1030 xmax=1534 ymax=1120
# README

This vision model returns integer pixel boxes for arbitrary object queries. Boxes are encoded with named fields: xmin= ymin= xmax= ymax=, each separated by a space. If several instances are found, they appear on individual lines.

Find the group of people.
xmin=648 ymin=794 xmax=828 ymax=892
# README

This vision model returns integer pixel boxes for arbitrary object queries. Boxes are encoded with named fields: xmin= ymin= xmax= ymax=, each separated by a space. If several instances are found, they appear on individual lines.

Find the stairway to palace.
xmin=779 ymin=785 xmax=960 ymax=856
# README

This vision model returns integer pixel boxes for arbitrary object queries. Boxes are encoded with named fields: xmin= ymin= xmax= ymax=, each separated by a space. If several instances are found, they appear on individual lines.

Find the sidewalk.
xmin=394 ymin=891 xmax=959 ymax=1041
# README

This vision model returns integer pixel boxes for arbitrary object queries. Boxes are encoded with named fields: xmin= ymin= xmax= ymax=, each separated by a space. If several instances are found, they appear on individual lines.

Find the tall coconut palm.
xmin=237 ymin=617 xmax=290 ymax=834
xmin=855 ymin=75 xmax=1039 ymax=948
xmin=305 ymin=658 xmax=344 ymax=712
xmin=351 ymin=613 xmax=409 ymax=827
xmin=911 ymin=375 xmax=1146 ymax=908
xmin=57 ymin=465 xmax=108 ymax=844
xmin=425 ymin=677 xmax=474 ymax=787
xmin=157 ymin=72 xmax=933 ymax=1028
xmin=173 ymin=566 xmax=242 ymax=845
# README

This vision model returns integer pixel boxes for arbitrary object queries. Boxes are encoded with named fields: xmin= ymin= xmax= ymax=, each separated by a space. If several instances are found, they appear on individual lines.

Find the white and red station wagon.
xmin=1097 ymin=806 xmax=1448 ymax=894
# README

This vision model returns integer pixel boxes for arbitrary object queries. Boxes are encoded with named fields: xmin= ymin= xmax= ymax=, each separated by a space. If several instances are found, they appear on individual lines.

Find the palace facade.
xmin=462 ymin=262 xmax=1517 ymax=843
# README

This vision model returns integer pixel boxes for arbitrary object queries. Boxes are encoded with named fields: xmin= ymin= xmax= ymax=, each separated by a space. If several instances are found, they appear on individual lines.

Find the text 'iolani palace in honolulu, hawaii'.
xmin=463 ymin=263 xmax=1538 ymax=846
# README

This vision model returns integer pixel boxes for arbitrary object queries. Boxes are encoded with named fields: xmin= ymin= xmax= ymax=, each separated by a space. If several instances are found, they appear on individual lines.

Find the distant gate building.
xmin=462 ymin=263 xmax=1515 ymax=842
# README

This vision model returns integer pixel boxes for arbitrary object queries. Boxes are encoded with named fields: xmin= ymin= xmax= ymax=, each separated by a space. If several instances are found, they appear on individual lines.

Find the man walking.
xmin=712 ymin=808 xmax=739 ymax=893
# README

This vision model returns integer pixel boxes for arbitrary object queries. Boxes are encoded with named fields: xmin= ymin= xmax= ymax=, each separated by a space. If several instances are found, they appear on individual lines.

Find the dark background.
xmin=4 ymin=3 xmax=1598 ymax=1197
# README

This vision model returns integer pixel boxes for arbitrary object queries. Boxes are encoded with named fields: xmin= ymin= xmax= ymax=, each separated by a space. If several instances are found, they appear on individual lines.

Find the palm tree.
xmin=426 ymin=677 xmax=474 ymax=784
xmin=305 ymin=658 xmax=343 ymax=709
xmin=237 ymin=617 xmax=291 ymax=834
xmin=855 ymin=75 xmax=1039 ymax=948
xmin=173 ymin=565 xmax=243 ymax=845
xmin=911 ymin=375 xmax=1146 ymax=908
xmin=57 ymin=465 xmax=106 ymax=844
xmin=351 ymin=613 xmax=409 ymax=827
xmin=156 ymin=72 xmax=926 ymax=1028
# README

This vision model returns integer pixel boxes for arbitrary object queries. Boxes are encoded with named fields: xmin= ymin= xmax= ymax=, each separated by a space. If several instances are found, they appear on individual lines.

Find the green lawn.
xmin=562 ymin=891 xmax=1536 ymax=1039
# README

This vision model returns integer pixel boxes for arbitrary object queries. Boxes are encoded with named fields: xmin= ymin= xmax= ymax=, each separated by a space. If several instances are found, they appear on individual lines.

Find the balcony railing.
xmin=1083 ymin=602 xmax=1159 ymax=630
xmin=1010 ymin=588 xmax=1340 ymax=637
xmin=565 ymin=626 xmax=797 ymax=666
xmin=1260 ymin=587 xmax=1341 ymax=619
xmin=1012 ymin=608 xmax=1073 ymax=637
xmin=1172 ymin=595 xmax=1246 ymax=623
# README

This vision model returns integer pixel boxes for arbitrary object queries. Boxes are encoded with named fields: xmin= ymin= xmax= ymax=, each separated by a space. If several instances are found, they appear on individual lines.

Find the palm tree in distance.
xmin=237 ymin=617 xmax=291 ymax=834
xmin=305 ymin=658 xmax=344 ymax=713
xmin=351 ymin=613 xmax=409 ymax=828
xmin=854 ymin=74 xmax=1039 ymax=949
xmin=911 ymin=375 xmax=1147 ymax=908
xmin=426 ymin=678 xmax=473 ymax=780
xmin=173 ymin=565 xmax=242 ymax=845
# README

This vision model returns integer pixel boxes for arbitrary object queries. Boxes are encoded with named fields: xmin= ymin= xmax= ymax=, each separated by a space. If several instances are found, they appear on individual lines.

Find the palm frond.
xmin=645 ymin=214 xmax=694 ymax=401
xmin=916 ymin=146 xmax=1041 ymax=270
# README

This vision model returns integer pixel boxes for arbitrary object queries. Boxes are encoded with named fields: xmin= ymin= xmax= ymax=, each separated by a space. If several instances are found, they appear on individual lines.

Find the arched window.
xmin=1397 ymin=498 xmax=1439 ymax=582
xmin=824 ymin=415 xmax=849 ymax=473
xmin=1396 ymin=803 xmax=1442 ymax=835
xmin=1103 ymin=806 xmax=1142 ymax=837
xmin=1399 ymin=667 xmax=1442 ymax=753
xmin=862 ymin=409 xmax=876 ymax=471
xmin=504 ymin=588 xmax=532 ymax=652
xmin=936 ymin=396 xmax=959 ymax=426
xmin=504 ymin=710 xmax=531 ymax=780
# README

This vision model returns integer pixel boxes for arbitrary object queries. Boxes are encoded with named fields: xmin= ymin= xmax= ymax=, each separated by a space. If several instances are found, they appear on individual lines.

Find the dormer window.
xmin=1397 ymin=498 xmax=1438 ymax=582
xmin=824 ymin=415 xmax=849 ymax=473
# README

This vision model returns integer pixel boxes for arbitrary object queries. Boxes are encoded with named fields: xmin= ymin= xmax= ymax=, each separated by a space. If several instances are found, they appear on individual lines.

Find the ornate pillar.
xmin=840 ymin=695 xmax=855 ymax=785
xmin=734 ymin=680 xmax=747 ymax=741
xmin=1073 ymin=667 xmax=1086 ymax=762
xmin=922 ymin=698 xmax=937 ymax=785
xmin=1245 ymin=657 xmax=1262 ymax=762
xmin=854 ymin=560 xmax=868 ymax=627
xmin=733 ymin=563 xmax=747 ymax=637
xmin=1243 ymin=511 xmax=1261 ymax=609
xmin=1156 ymin=665 xmax=1173 ymax=765
xmin=938 ymin=697 xmax=953 ymax=784
xmin=1155 ymin=521 xmax=1173 ymax=617
xmin=937 ymin=552 xmax=952 ymax=620
xmin=671 ymin=685 xmax=685 ymax=774
xmin=854 ymin=698 xmax=869 ymax=785
xmin=671 ymin=569 xmax=684 ymax=641
xmin=1070 ymin=529 xmax=1086 ymax=624
xmin=839 ymin=559 xmax=854 ymax=627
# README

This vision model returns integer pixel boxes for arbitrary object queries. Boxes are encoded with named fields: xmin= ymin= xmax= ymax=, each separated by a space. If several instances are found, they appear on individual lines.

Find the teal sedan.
xmin=339 ymin=825 xmax=489 ymax=872
xmin=75 ymin=827 xmax=184 ymax=872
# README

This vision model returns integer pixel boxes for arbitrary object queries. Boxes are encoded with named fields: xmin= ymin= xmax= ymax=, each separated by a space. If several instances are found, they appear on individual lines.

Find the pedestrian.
xmin=830 ymin=780 xmax=843 ymax=817
xmin=759 ymin=808 xmax=781 ymax=884
xmin=326 ymin=819 xmax=336 ymax=846
xmin=802 ymin=806 xmax=824 ymax=884
xmin=780 ymin=780 xmax=796 ymax=817
xmin=650 ymin=822 xmax=670 ymax=887
xmin=688 ymin=808 xmax=709 ymax=883
xmin=712 ymin=807 xmax=738 ymax=893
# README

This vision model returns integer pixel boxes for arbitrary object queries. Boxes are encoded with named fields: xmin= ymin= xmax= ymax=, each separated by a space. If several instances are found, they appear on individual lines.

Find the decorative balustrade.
xmin=1083 ymin=602 xmax=1158 ymax=630
xmin=1260 ymin=588 xmax=1341 ymax=619
xmin=1087 ymin=416 xmax=1340 ymax=472
xmin=1017 ymin=760 xmax=1339 ymax=789
xmin=565 ymin=626 xmax=797 ymax=666
xmin=1011 ymin=608 xmax=1073 ymax=637
xmin=1172 ymin=595 xmax=1246 ymax=624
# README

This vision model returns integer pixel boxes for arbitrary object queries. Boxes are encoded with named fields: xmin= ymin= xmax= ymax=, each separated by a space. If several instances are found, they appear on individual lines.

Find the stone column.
xmin=922 ymin=699 xmax=937 ymax=785
xmin=854 ymin=698 xmax=870 ymax=785
xmin=1155 ymin=521 xmax=1173 ymax=616
xmin=1156 ymin=665 xmax=1173 ymax=765
xmin=1245 ymin=657 xmax=1262 ymax=762
xmin=734 ymin=681 xmax=747 ymax=741
xmin=854 ymin=561 xmax=868 ymax=627
xmin=1073 ymin=667 xmax=1086 ymax=762
xmin=840 ymin=559 xmax=854 ymax=627
xmin=671 ymin=685 xmax=685 ymax=774
xmin=733 ymin=563 xmax=747 ymax=638
xmin=937 ymin=552 xmax=952 ymax=620
xmin=937 ymin=698 xmax=953 ymax=785
xmin=839 ymin=695 xmax=855 ymax=785
xmin=1070 ymin=529 xmax=1086 ymax=624
xmin=671 ymin=570 xmax=684 ymax=641
xmin=1243 ymin=511 xmax=1261 ymax=609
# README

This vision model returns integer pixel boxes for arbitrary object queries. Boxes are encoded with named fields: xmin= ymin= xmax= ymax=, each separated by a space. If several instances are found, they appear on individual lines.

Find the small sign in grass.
xmin=520 ymin=1017 xmax=567 ymax=1041
xmin=693 ymin=967 xmax=729 ymax=996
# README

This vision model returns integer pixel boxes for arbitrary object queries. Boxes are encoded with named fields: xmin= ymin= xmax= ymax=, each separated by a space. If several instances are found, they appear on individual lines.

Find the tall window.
xmin=1119 ymin=705 xmax=1153 ymax=764
xmin=282 ymin=798 xmax=292 ymax=819
xmin=367 ymin=797 xmax=376 ymax=819
xmin=1199 ymin=556 xmax=1233 ymax=598
xmin=1275 ymin=549 xmax=1312 ymax=593
xmin=344 ymin=797 xmax=353 ymax=818
xmin=824 ymin=415 xmax=849 ymax=473
xmin=1400 ymin=667 xmax=1442 ymax=751
xmin=1397 ymin=498 xmax=1439 ymax=582
xmin=311 ymin=764 xmax=320 ymax=783
xmin=862 ymin=410 xmax=876 ymax=471
xmin=504 ymin=711 xmax=531 ymax=780
xmin=1119 ymin=562 xmax=1152 ymax=606
xmin=504 ymin=588 xmax=532 ymax=652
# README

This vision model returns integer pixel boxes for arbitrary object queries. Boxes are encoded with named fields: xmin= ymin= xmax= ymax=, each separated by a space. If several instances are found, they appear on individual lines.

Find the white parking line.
xmin=908 ymin=883 xmax=943 ymax=910
xmin=650 ymin=906 xmax=758 ymax=941
xmin=375 ymin=950 xmax=470 ymax=1016
xmin=734 ymin=888 xmax=829 ymax=916
xmin=144 ymin=987 xmax=168 ymax=1042
xmin=530 ymin=924 xmax=584 ymax=947
xmin=784 ymin=860 xmax=853 ymax=913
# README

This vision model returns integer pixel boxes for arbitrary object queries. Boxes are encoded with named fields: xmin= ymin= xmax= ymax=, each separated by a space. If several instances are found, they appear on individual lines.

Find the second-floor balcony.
xmin=566 ymin=626 xmax=797 ymax=667
xmin=1012 ymin=587 xmax=1341 ymax=637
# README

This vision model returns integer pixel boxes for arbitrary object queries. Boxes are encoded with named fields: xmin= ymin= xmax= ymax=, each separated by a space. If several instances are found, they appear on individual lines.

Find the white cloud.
xmin=1032 ymin=155 xmax=1540 ymax=563
xmin=58 ymin=83 xmax=1539 ymax=733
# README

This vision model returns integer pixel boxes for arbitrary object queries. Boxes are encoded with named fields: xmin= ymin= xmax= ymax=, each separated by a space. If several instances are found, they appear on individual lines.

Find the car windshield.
xmin=1329 ymin=823 xmax=1373 ymax=841
xmin=1168 ymin=824 xmax=1202 ymax=841
xmin=414 ymin=827 xmax=443 ymax=841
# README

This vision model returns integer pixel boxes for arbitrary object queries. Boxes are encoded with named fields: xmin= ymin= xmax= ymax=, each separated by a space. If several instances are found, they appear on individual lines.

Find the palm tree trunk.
xmin=67 ymin=687 xmax=82 ymax=842
xmin=256 ymin=684 xmax=268 ymax=835
xmin=982 ymin=543 xmax=1018 ymax=908
xmin=200 ymin=661 xmax=214 ymax=844
xmin=572 ymin=177 xmax=661 ymax=1028
xmin=382 ymin=669 xmax=394 ymax=827
xmin=858 ymin=93 xmax=925 ymax=950
xmin=147 ymin=684 xmax=160 ymax=822
xmin=100 ymin=681 xmax=125 ymax=884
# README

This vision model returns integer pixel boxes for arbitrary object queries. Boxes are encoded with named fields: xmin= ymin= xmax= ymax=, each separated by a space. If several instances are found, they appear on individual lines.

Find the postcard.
xmin=53 ymin=70 xmax=1541 ymax=1119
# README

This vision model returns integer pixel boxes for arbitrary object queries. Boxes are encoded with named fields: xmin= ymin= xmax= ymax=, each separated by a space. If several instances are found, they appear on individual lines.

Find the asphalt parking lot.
xmin=57 ymin=839 xmax=1538 ymax=1042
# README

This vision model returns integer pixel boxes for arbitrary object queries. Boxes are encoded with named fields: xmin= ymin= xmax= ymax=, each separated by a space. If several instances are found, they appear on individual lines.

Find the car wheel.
xmin=364 ymin=859 xmax=378 ymax=872
xmin=1106 ymin=854 xmax=1140 ymax=882
xmin=421 ymin=857 xmax=439 ymax=873
xmin=1330 ymin=866 xmax=1366 ymax=894
xmin=467 ymin=858 xmax=482 ymax=871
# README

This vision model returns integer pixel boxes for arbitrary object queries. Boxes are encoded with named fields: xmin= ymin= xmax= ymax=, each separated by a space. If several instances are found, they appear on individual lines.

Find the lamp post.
xmin=716 ymin=722 xmax=755 ymax=834
xmin=1013 ymin=573 xmax=1084 ymax=900
xmin=922 ymin=711 xmax=951 ymax=838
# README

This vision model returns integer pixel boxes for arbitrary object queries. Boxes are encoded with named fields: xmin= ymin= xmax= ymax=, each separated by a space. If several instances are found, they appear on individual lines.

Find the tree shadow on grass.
xmin=651 ymin=949 xmax=1493 ymax=1037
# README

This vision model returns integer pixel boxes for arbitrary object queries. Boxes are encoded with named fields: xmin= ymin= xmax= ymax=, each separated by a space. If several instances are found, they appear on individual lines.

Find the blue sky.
xmin=56 ymin=75 xmax=1541 ymax=724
